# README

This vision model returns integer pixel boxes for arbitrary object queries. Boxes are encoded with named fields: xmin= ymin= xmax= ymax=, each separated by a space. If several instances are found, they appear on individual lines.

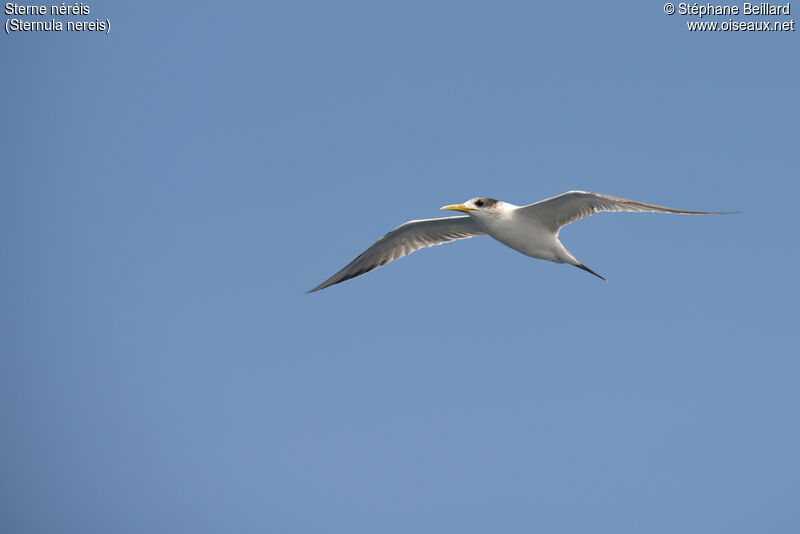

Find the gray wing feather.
xmin=521 ymin=190 xmax=736 ymax=234
xmin=308 ymin=216 xmax=486 ymax=293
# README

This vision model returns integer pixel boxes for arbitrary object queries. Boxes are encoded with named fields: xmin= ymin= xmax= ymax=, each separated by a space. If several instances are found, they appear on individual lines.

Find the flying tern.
xmin=308 ymin=191 xmax=736 ymax=293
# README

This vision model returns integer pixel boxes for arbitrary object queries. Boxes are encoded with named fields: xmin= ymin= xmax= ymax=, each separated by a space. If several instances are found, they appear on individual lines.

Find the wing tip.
xmin=306 ymin=280 xmax=335 ymax=294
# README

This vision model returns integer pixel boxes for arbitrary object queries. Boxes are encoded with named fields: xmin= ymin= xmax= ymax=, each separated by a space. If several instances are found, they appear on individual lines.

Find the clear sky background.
xmin=2 ymin=2 xmax=798 ymax=533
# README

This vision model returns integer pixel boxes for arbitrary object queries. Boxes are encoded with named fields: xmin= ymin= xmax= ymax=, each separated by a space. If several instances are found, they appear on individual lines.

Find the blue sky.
xmin=2 ymin=2 xmax=798 ymax=533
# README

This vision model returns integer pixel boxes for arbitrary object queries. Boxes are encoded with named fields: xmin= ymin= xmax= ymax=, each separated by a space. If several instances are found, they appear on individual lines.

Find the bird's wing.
xmin=308 ymin=216 xmax=486 ymax=293
xmin=520 ymin=190 xmax=736 ymax=234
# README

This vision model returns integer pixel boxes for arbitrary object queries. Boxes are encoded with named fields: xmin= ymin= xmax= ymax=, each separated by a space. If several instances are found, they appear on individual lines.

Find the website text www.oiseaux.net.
xmin=666 ymin=2 xmax=796 ymax=31
xmin=687 ymin=18 xmax=795 ymax=30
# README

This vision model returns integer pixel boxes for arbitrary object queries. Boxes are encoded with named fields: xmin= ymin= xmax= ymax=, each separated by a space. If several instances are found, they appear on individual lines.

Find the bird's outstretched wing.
xmin=308 ymin=216 xmax=486 ymax=293
xmin=520 ymin=190 xmax=737 ymax=234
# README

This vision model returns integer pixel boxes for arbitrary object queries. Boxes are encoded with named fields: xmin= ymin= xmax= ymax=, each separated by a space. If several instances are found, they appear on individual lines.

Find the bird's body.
xmin=308 ymin=191 xmax=737 ymax=293
xmin=468 ymin=201 xmax=568 ymax=263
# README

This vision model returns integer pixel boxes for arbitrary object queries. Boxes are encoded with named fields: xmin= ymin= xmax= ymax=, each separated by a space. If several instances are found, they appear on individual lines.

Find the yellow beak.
xmin=440 ymin=203 xmax=473 ymax=213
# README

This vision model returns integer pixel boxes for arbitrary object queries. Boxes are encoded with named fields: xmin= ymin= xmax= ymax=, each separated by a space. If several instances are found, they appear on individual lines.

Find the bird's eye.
xmin=475 ymin=199 xmax=484 ymax=207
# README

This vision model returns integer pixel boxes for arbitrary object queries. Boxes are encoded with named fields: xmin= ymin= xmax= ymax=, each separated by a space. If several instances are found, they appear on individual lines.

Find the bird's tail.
xmin=575 ymin=263 xmax=607 ymax=281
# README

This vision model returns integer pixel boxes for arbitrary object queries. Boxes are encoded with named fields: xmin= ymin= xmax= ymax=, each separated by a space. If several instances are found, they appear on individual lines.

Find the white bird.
xmin=308 ymin=191 xmax=736 ymax=293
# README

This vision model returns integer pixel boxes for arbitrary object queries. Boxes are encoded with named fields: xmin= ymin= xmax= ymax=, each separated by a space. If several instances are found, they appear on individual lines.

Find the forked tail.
xmin=575 ymin=263 xmax=607 ymax=281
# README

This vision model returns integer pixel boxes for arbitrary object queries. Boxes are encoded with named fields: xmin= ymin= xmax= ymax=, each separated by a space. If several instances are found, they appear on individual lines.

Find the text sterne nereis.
xmin=5 ymin=3 xmax=90 ymax=16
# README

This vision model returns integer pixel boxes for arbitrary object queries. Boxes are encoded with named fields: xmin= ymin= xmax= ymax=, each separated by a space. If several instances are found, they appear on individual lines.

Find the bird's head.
xmin=441 ymin=197 xmax=507 ymax=220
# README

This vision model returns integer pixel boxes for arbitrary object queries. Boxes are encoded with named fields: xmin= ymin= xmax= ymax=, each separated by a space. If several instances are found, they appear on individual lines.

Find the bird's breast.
xmin=481 ymin=216 xmax=560 ymax=261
